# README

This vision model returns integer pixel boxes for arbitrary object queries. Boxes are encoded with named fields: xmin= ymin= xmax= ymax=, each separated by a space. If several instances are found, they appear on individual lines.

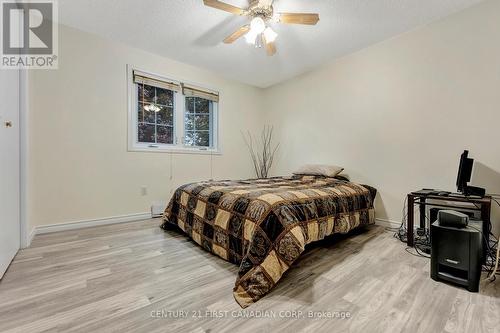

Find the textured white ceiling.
xmin=57 ymin=0 xmax=484 ymax=88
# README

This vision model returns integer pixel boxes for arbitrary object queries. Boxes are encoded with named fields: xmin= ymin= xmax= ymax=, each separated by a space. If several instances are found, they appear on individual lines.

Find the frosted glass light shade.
xmin=263 ymin=27 xmax=277 ymax=43
xmin=250 ymin=17 xmax=266 ymax=34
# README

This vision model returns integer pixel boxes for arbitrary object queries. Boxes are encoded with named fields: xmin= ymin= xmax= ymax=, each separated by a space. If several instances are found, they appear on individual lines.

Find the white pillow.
xmin=293 ymin=164 xmax=344 ymax=178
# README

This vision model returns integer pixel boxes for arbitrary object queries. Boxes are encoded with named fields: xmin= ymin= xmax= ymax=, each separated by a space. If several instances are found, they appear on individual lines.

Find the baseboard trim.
xmin=376 ymin=218 xmax=401 ymax=229
xmin=25 ymin=227 xmax=37 ymax=248
xmin=27 ymin=213 xmax=397 ymax=245
xmin=33 ymin=212 xmax=152 ymax=237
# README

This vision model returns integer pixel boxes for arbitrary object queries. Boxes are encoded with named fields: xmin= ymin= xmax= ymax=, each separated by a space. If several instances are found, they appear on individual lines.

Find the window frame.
xmin=127 ymin=65 xmax=221 ymax=155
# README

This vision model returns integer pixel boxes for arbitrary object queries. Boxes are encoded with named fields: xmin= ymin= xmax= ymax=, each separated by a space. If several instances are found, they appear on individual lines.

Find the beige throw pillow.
xmin=293 ymin=164 xmax=344 ymax=178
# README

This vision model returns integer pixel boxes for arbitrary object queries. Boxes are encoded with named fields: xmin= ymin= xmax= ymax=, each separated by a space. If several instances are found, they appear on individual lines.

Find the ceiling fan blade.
xmin=277 ymin=13 xmax=320 ymax=25
xmin=223 ymin=25 xmax=250 ymax=44
xmin=203 ymin=0 xmax=246 ymax=15
xmin=263 ymin=36 xmax=276 ymax=56
xmin=265 ymin=42 xmax=276 ymax=56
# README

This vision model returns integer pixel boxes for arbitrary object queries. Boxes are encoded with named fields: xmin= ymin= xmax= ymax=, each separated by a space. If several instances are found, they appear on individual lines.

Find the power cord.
xmin=487 ymin=244 xmax=500 ymax=281
xmin=394 ymin=196 xmax=408 ymax=243
xmin=394 ymin=197 xmax=431 ymax=258
xmin=483 ymin=196 xmax=500 ymax=281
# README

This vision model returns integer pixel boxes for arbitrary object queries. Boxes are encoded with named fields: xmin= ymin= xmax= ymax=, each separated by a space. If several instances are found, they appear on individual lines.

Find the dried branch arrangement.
xmin=242 ymin=126 xmax=280 ymax=179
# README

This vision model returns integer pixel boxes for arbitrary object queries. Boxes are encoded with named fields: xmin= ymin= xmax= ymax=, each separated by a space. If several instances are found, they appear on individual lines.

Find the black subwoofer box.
xmin=430 ymin=220 xmax=483 ymax=292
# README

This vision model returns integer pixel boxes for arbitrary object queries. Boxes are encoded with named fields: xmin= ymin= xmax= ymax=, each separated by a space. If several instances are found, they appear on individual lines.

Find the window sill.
xmin=128 ymin=145 xmax=222 ymax=155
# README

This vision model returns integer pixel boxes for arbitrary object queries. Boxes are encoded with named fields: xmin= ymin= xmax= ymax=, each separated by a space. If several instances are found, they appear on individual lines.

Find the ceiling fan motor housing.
xmin=248 ymin=1 xmax=274 ymax=21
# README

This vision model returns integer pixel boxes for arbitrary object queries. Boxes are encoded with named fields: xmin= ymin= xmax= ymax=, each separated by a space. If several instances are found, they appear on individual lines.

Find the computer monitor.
xmin=456 ymin=150 xmax=474 ymax=194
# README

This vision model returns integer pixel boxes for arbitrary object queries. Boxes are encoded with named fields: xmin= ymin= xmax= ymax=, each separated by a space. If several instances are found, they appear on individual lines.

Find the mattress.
xmin=161 ymin=175 xmax=376 ymax=308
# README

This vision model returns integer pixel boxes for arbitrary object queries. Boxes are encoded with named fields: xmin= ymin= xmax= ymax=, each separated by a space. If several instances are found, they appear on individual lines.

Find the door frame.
xmin=19 ymin=69 xmax=30 ymax=248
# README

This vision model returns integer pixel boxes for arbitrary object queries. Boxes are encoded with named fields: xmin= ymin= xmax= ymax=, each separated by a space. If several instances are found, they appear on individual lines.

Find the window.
xmin=184 ymin=97 xmax=214 ymax=147
xmin=129 ymin=68 xmax=219 ymax=153
xmin=137 ymin=84 xmax=174 ymax=145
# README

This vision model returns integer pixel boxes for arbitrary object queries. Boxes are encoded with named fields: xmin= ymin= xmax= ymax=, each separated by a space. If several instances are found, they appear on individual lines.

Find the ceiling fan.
xmin=203 ymin=0 xmax=320 ymax=56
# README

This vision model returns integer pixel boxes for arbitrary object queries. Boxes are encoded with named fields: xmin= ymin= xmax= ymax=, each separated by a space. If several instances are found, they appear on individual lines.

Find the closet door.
xmin=0 ymin=68 xmax=20 ymax=279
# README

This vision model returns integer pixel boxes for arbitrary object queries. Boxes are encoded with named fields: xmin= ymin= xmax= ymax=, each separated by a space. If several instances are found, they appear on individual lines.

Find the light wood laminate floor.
xmin=0 ymin=220 xmax=498 ymax=333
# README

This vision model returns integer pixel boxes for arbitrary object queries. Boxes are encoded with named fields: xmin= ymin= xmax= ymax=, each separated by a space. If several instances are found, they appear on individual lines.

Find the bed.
xmin=161 ymin=175 xmax=376 ymax=308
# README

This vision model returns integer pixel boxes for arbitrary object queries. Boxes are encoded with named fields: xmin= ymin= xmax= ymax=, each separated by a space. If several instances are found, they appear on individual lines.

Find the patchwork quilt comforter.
xmin=161 ymin=175 xmax=376 ymax=308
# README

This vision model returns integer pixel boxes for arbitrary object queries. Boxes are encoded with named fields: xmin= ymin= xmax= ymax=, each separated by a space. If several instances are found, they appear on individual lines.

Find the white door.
xmin=0 ymin=68 xmax=20 ymax=279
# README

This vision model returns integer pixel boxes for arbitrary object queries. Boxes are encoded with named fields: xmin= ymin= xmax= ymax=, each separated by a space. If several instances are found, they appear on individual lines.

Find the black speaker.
xmin=429 ymin=208 xmax=477 ymax=226
xmin=437 ymin=210 xmax=469 ymax=228
xmin=430 ymin=220 xmax=482 ymax=292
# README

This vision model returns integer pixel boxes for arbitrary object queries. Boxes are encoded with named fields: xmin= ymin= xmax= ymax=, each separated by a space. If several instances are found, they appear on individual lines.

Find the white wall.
xmin=263 ymin=0 xmax=500 ymax=231
xmin=27 ymin=24 xmax=265 ymax=230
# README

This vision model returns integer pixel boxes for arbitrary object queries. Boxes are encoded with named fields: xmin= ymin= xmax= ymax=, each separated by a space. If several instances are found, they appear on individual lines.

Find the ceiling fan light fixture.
xmin=263 ymin=27 xmax=277 ymax=43
xmin=204 ymin=0 xmax=320 ymax=56
xmin=245 ymin=30 xmax=258 ymax=44
xmin=250 ymin=16 xmax=266 ymax=34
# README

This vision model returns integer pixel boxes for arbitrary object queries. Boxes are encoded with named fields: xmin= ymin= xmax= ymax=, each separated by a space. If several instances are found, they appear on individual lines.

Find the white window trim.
xmin=127 ymin=65 xmax=221 ymax=155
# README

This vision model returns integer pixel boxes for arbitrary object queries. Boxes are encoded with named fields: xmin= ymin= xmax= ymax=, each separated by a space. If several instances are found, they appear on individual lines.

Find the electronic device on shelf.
xmin=411 ymin=189 xmax=440 ymax=196
xmin=414 ymin=150 xmax=488 ymax=198
xmin=448 ymin=193 xmax=466 ymax=198
xmin=456 ymin=150 xmax=486 ymax=197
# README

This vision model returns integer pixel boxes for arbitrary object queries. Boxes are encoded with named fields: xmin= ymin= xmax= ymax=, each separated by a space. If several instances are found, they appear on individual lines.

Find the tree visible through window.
xmin=184 ymin=97 xmax=213 ymax=147
xmin=137 ymin=84 xmax=174 ymax=144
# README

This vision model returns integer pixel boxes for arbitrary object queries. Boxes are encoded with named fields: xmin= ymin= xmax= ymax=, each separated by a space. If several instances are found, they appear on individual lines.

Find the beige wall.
xmin=28 ymin=0 xmax=500 ymax=234
xmin=28 ymin=24 xmax=265 ymax=230
xmin=263 ymin=0 xmax=500 ymax=231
